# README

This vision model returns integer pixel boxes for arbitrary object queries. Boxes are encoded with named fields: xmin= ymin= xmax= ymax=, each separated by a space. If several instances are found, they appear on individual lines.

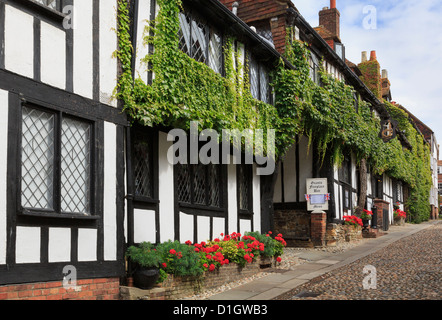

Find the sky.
xmin=292 ymin=0 xmax=442 ymax=150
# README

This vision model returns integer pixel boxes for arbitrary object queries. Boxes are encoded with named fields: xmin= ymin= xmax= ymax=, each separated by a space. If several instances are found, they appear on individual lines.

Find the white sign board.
xmin=306 ymin=178 xmax=329 ymax=211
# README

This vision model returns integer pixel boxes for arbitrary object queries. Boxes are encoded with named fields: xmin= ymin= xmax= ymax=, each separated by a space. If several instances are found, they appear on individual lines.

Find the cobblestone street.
xmin=275 ymin=222 xmax=442 ymax=300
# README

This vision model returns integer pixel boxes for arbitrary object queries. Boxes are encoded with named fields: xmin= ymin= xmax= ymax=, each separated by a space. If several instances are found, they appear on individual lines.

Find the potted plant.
xmin=126 ymin=242 xmax=161 ymax=290
xmin=394 ymin=209 xmax=407 ymax=226
xmin=361 ymin=209 xmax=373 ymax=230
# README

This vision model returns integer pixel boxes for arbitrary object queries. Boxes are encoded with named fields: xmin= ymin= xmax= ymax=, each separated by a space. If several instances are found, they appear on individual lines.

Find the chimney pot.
xmin=232 ymin=2 xmax=239 ymax=16
xmin=382 ymin=69 xmax=388 ymax=79
xmin=361 ymin=51 xmax=367 ymax=63
xmin=330 ymin=0 xmax=336 ymax=9
xmin=370 ymin=50 xmax=377 ymax=61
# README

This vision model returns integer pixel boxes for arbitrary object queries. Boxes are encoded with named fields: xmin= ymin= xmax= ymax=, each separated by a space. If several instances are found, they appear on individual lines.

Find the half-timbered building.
xmin=218 ymin=0 xmax=410 ymax=241
xmin=0 ymin=0 xmax=125 ymax=298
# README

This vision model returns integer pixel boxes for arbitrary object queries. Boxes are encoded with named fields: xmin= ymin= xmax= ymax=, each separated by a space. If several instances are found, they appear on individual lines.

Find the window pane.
xmin=191 ymin=19 xmax=207 ymax=63
xmin=177 ymin=164 xmax=191 ymax=204
xmin=208 ymin=164 xmax=220 ymax=207
xmin=61 ymin=118 xmax=91 ymax=214
xmin=193 ymin=164 xmax=206 ymax=205
xmin=208 ymin=31 xmax=222 ymax=74
xmin=260 ymin=66 xmax=269 ymax=103
xmin=21 ymin=107 xmax=55 ymax=210
xmin=179 ymin=12 xmax=191 ymax=56
xmin=132 ymin=128 xmax=154 ymax=198
xmin=239 ymin=165 xmax=250 ymax=211
xmin=35 ymin=0 xmax=58 ymax=10
xmin=250 ymin=57 xmax=259 ymax=100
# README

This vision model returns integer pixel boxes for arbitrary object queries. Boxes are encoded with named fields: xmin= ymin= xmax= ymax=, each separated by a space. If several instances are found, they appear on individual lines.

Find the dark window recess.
xmin=249 ymin=54 xmax=271 ymax=104
xmin=238 ymin=164 xmax=252 ymax=213
xmin=339 ymin=155 xmax=352 ymax=211
xmin=177 ymin=163 xmax=222 ymax=209
xmin=309 ymin=53 xmax=321 ymax=85
xmin=178 ymin=11 xmax=223 ymax=74
xmin=21 ymin=104 xmax=94 ymax=217
xmin=132 ymin=127 xmax=155 ymax=199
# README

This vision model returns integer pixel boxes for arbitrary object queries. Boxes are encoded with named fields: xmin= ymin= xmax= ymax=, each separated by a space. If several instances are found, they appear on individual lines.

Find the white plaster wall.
xmin=212 ymin=217 xmax=225 ymax=239
xmin=179 ymin=212 xmax=194 ymax=244
xmin=273 ymin=164 xmax=282 ymax=203
xmin=41 ymin=21 xmax=66 ymax=89
xmin=282 ymin=144 xmax=297 ymax=202
xmin=239 ymin=219 xmax=252 ymax=235
xmin=103 ymin=122 xmax=117 ymax=261
xmin=78 ymin=228 xmax=97 ymax=262
xmin=227 ymin=160 xmax=237 ymax=234
xmin=73 ymin=0 xmax=93 ymax=99
xmin=48 ymin=228 xmax=71 ymax=263
xmin=298 ymin=136 xmax=313 ymax=200
xmin=158 ymin=132 xmax=175 ymax=242
xmin=0 ymin=90 xmax=8 ymax=265
xmin=99 ymin=0 xmax=118 ymax=107
xmin=4 ymin=5 xmax=34 ymax=78
xmin=197 ymin=216 xmax=210 ymax=243
xmin=16 ymin=227 xmax=40 ymax=264
xmin=134 ymin=0 xmax=152 ymax=82
xmin=134 ymin=209 xmax=156 ymax=243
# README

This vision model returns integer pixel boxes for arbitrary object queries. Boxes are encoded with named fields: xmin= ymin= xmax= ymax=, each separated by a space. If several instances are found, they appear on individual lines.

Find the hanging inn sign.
xmin=379 ymin=117 xmax=398 ymax=143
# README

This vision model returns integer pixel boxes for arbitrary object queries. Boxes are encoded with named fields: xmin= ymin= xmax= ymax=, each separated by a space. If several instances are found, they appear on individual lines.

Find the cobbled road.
xmin=275 ymin=221 xmax=442 ymax=300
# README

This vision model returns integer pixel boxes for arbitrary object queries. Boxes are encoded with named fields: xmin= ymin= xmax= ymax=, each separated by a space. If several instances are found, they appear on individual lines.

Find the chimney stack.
xmin=361 ymin=51 xmax=367 ymax=63
xmin=319 ymin=0 xmax=340 ymax=39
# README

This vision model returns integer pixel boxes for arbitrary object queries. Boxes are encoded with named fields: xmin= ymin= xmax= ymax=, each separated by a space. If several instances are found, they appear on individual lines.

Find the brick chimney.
xmin=319 ymin=0 xmax=340 ymax=40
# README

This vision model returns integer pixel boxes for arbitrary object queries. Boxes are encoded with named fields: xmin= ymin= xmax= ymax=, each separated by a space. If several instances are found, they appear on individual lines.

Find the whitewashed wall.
xmin=0 ymin=89 xmax=7 ymax=266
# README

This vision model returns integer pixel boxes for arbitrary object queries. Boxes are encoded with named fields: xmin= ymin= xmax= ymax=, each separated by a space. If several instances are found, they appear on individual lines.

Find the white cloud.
xmin=292 ymin=0 xmax=442 ymax=147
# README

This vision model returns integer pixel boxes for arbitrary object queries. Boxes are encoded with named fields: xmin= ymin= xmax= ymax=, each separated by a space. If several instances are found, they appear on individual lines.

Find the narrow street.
xmin=275 ymin=222 xmax=441 ymax=300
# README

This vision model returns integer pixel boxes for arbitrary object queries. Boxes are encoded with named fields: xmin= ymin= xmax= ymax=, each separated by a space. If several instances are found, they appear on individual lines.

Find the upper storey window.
xmin=179 ymin=11 xmax=223 ymax=75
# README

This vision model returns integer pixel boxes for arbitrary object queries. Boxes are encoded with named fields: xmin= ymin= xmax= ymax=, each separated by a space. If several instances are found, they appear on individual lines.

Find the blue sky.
xmin=292 ymin=0 xmax=442 ymax=150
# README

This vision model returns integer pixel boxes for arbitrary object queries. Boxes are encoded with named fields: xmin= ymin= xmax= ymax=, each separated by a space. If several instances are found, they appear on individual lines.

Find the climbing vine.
xmin=114 ymin=0 xmax=432 ymax=223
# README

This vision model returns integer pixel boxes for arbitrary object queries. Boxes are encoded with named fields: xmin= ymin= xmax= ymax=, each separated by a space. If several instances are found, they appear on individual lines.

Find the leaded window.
xmin=176 ymin=163 xmax=223 ymax=209
xmin=309 ymin=52 xmax=321 ymax=85
xmin=21 ymin=105 xmax=94 ymax=216
xmin=179 ymin=11 xmax=223 ymax=74
xmin=132 ymin=126 xmax=156 ymax=200
xmin=238 ymin=164 xmax=252 ymax=213
xmin=249 ymin=54 xmax=271 ymax=104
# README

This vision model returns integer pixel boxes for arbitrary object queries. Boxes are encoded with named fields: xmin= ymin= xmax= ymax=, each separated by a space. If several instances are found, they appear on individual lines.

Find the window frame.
xmin=178 ymin=8 xmax=224 ymax=76
xmin=130 ymin=125 xmax=159 ymax=204
xmin=339 ymin=155 xmax=352 ymax=212
xmin=249 ymin=53 xmax=273 ymax=105
xmin=176 ymin=162 xmax=226 ymax=213
xmin=237 ymin=163 xmax=253 ymax=217
xmin=11 ymin=0 xmax=67 ymax=26
xmin=17 ymin=100 xmax=99 ymax=221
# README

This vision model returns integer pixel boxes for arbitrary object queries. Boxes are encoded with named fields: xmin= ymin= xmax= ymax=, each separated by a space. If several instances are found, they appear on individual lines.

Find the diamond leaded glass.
xmin=191 ymin=19 xmax=207 ymax=63
xmin=61 ymin=118 xmax=91 ymax=214
xmin=34 ymin=0 xmax=58 ymax=10
xmin=21 ymin=107 xmax=55 ymax=210
xmin=250 ymin=57 xmax=259 ymax=100
xmin=132 ymin=130 xmax=153 ymax=198
xmin=239 ymin=165 xmax=250 ymax=211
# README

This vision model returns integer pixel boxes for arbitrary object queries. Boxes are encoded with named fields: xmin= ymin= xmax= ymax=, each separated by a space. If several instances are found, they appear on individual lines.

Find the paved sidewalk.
xmin=208 ymin=220 xmax=440 ymax=300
